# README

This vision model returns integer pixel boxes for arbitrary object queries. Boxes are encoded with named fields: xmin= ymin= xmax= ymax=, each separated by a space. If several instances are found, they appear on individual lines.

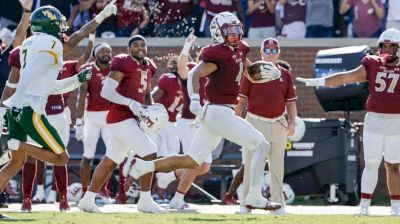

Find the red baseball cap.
xmin=262 ymin=38 xmax=280 ymax=50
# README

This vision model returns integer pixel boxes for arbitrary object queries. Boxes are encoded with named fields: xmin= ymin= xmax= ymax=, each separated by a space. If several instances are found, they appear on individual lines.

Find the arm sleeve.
xmin=51 ymin=75 xmax=81 ymax=95
xmin=100 ymin=77 xmax=132 ymax=106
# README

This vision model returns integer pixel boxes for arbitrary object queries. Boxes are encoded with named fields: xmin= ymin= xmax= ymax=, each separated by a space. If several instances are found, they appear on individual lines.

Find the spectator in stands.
xmin=200 ymin=0 xmax=245 ymax=37
xmin=152 ymin=0 xmax=197 ymax=37
xmin=386 ymin=0 xmax=400 ymax=30
xmin=340 ymin=0 xmax=384 ymax=38
xmin=80 ymin=0 xmax=117 ymax=37
xmin=40 ymin=0 xmax=80 ymax=28
xmin=247 ymin=0 xmax=277 ymax=38
xmin=115 ymin=0 xmax=150 ymax=37
xmin=305 ymin=0 xmax=333 ymax=38
xmin=279 ymin=0 xmax=307 ymax=39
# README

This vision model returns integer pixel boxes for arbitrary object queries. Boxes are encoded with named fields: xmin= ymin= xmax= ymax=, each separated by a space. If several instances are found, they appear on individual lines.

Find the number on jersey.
xmin=375 ymin=72 xmax=400 ymax=93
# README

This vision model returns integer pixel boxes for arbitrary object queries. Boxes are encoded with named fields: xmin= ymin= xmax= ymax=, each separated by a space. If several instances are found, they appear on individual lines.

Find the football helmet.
xmin=139 ymin=103 xmax=168 ymax=133
xmin=67 ymin=182 xmax=83 ymax=203
xmin=30 ymin=6 xmax=68 ymax=40
xmin=210 ymin=12 xmax=243 ymax=47
xmin=287 ymin=116 xmax=306 ymax=142
xmin=377 ymin=28 xmax=400 ymax=61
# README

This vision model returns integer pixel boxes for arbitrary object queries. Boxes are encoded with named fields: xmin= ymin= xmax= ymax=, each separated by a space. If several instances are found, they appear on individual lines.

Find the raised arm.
xmin=12 ymin=0 xmax=33 ymax=47
xmin=63 ymin=0 xmax=117 ymax=54
xmin=75 ymin=34 xmax=95 ymax=71
xmin=296 ymin=65 xmax=368 ymax=87
xmin=177 ymin=30 xmax=197 ymax=80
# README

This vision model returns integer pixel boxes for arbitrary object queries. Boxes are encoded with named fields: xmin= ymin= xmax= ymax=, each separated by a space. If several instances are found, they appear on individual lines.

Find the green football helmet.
xmin=30 ymin=6 xmax=68 ymax=40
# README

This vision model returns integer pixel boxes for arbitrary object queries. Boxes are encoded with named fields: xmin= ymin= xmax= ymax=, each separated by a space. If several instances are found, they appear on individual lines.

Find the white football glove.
xmin=74 ymin=119 xmax=84 ymax=141
xmin=296 ymin=77 xmax=326 ymax=86
xmin=0 ymin=107 xmax=6 ymax=131
xmin=128 ymin=99 xmax=143 ymax=117
xmin=189 ymin=94 xmax=202 ymax=116
xmin=94 ymin=0 xmax=117 ymax=24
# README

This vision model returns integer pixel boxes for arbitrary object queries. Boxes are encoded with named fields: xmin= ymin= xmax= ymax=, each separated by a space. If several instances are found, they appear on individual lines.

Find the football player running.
xmin=154 ymin=31 xmax=213 ymax=209
xmin=297 ymin=28 xmax=400 ymax=216
xmin=0 ymin=1 xmax=117 ymax=202
xmin=123 ymin=12 xmax=281 ymax=212
xmin=78 ymin=35 xmax=166 ymax=214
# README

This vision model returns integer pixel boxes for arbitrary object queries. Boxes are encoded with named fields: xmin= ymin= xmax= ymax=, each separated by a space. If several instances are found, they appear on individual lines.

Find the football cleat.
xmin=98 ymin=189 xmax=114 ymax=204
xmin=245 ymin=194 xmax=281 ymax=211
xmin=137 ymin=199 xmax=167 ymax=214
xmin=78 ymin=199 xmax=101 ymax=213
xmin=59 ymin=197 xmax=70 ymax=212
xmin=359 ymin=201 xmax=370 ymax=216
xmin=222 ymin=192 xmax=237 ymax=205
xmin=20 ymin=197 xmax=32 ymax=213
xmin=235 ymin=205 xmax=251 ymax=214
xmin=169 ymin=196 xmax=189 ymax=210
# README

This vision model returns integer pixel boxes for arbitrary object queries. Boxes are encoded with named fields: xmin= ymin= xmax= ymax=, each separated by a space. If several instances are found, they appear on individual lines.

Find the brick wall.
xmin=65 ymin=43 xmax=389 ymax=197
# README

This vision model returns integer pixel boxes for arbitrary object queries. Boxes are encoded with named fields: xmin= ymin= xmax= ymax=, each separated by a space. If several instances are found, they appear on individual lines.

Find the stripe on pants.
xmin=32 ymin=112 xmax=63 ymax=154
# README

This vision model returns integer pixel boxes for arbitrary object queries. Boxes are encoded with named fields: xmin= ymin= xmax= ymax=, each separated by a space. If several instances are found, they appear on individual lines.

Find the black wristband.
xmin=24 ymin=9 xmax=32 ymax=13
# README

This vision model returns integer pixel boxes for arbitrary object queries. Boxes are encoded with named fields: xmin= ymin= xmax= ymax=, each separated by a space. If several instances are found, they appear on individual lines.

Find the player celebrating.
xmin=78 ymin=35 xmax=165 ymax=213
xmin=297 ymin=28 xmax=400 ymax=216
xmin=124 ymin=12 xmax=281 ymax=212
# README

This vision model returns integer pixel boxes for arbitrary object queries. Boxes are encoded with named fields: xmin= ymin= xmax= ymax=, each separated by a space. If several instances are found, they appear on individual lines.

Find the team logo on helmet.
xmin=42 ymin=10 xmax=57 ymax=20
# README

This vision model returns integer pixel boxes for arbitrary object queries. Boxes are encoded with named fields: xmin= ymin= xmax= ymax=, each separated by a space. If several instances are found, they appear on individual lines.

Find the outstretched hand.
xmin=19 ymin=0 xmax=33 ymax=12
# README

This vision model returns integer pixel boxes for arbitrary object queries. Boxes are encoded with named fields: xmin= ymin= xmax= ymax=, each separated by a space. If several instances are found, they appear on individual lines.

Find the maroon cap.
xmin=262 ymin=38 xmax=280 ymax=50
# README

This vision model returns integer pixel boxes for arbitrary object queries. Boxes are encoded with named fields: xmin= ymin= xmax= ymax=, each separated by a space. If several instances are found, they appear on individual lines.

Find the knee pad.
xmin=7 ymin=138 xmax=20 ymax=151
xmin=364 ymin=161 xmax=380 ymax=171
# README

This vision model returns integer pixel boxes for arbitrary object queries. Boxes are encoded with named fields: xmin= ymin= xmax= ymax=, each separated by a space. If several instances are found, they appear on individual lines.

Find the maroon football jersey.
xmin=204 ymin=0 xmax=238 ymax=20
xmin=201 ymin=41 xmax=249 ymax=105
xmin=239 ymin=65 xmax=297 ymax=118
xmin=156 ymin=73 xmax=182 ymax=122
xmin=8 ymin=47 xmax=65 ymax=115
xmin=60 ymin=60 xmax=78 ymax=106
xmin=180 ymin=62 xmax=208 ymax=119
xmin=153 ymin=0 xmax=194 ymax=25
xmin=81 ymin=62 xmax=110 ymax=111
xmin=107 ymin=54 xmax=157 ymax=123
xmin=362 ymin=56 xmax=400 ymax=113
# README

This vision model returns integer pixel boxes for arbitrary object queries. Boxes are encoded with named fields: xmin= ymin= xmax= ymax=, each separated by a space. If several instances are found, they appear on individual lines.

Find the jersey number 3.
xmin=375 ymin=72 xmax=400 ymax=93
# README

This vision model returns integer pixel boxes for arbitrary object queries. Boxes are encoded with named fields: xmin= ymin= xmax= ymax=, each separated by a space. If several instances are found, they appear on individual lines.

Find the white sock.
xmin=173 ymin=191 xmax=185 ymax=201
xmin=140 ymin=191 xmax=151 ymax=200
xmin=83 ymin=191 xmax=96 ymax=203
xmin=249 ymin=141 xmax=268 ymax=191
xmin=361 ymin=162 xmax=380 ymax=193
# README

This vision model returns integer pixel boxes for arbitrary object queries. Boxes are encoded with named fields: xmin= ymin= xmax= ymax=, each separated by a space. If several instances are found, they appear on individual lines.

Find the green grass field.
xmin=1 ymin=213 xmax=399 ymax=224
